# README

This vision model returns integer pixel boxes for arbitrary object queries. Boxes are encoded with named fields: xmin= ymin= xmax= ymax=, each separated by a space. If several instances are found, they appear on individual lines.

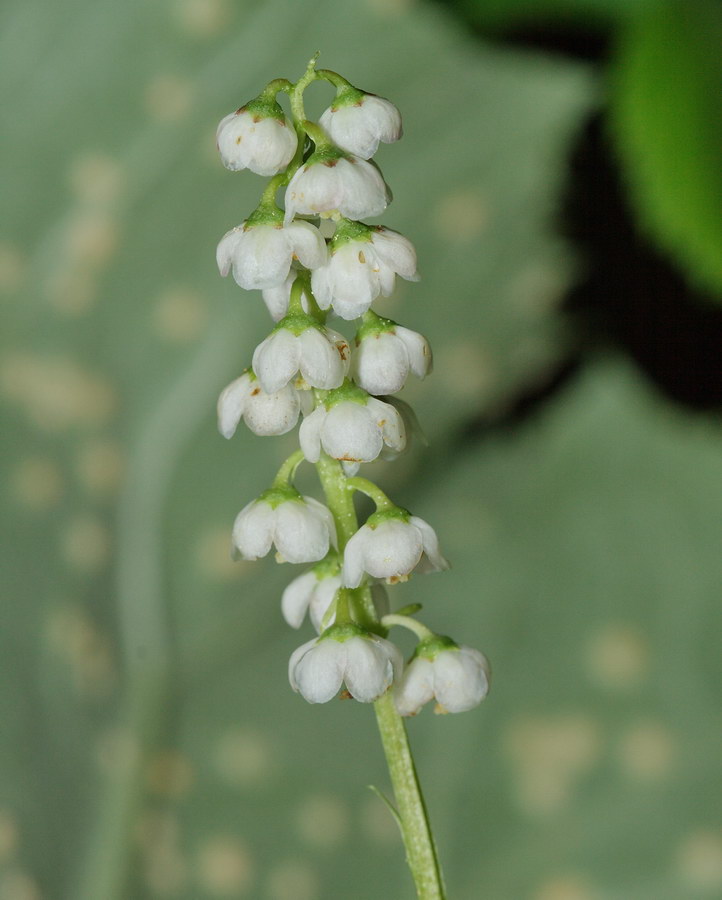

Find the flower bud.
xmin=319 ymin=90 xmax=402 ymax=160
xmin=216 ymin=98 xmax=297 ymax=176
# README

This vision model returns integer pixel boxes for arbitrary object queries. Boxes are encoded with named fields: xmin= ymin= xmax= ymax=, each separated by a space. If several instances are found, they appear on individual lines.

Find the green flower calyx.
xmin=323 ymin=380 xmax=369 ymax=409
xmin=258 ymin=485 xmax=302 ymax=509
xmin=273 ymin=312 xmax=323 ymax=337
xmin=330 ymin=218 xmax=374 ymax=251
xmin=413 ymin=634 xmax=459 ymax=661
xmin=366 ymin=506 xmax=410 ymax=529
xmin=318 ymin=622 xmax=369 ymax=643
xmin=329 ymin=86 xmax=366 ymax=111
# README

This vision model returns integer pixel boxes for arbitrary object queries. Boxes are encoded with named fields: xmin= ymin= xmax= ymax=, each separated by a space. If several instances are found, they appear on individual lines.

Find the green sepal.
xmin=318 ymin=622 xmax=370 ymax=643
xmin=242 ymin=94 xmax=287 ymax=123
xmin=257 ymin=485 xmax=302 ymax=509
xmin=355 ymin=311 xmax=397 ymax=342
xmin=272 ymin=312 xmax=323 ymax=336
xmin=245 ymin=203 xmax=284 ymax=229
xmin=329 ymin=86 xmax=366 ymax=111
xmin=323 ymin=380 xmax=369 ymax=409
xmin=366 ymin=506 xmax=411 ymax=529
xmin=303 ymin=145 xmax=351 ymax=169
xmin=312 ymin=552 xmax=341 ymax=580
xmin=412 ymin=634 xmax=459 ymax=661
xmin=330 ymin=218 xmax=375 ymax=250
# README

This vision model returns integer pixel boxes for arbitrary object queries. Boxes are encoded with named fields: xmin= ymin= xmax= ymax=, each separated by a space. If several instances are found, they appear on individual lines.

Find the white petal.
xmin=433 ymin=647 xmax=490 ymax=713
xmin=281 ymin=571 xmax=318 ymax=629
xmin=261 ymin=278 xmax=294 ymax=321
xmin=292 ymin=639 xmax=346 ymax=703
xmin=274 ymin=499 xmax=331 ymax=563
xmin=304 ymin=496 xmax=338 ymax=550
xmin=308 ymin=575 xmax=342 ymax=633
xmin=297 ymin=328 xmax=345 ymax=389
xmin=352 ymin=332 xmax=408 ymax=395
xmin=394 ymin=326 xmax=432 ymax=378
xmin=341 ymin=527 xmax=370 ymax=588
xmin=343 ymin=636 xmax=395 ymax=702
xmin=288 ymin=637 xmax=320 ymax=691
xmin=366 ymin=397 xmax=406 ymax=452
xmin=321 ymin=402 xmax=383 ymax=463
xmin=319 ymin=96 xmax=402 ymax=159
xmin=285 ymin=220 xmax=328 ymax=270
xmin=335 ymin=157 xmax=389 ymax=220
xmin=216 ymin=226 xmax=244 ymax=277
xmin=410 ymin=516 xmax=449 ymax=572
xmin=233 ymin=225 xmax=292 ymax=290
xmin=217 ymin=373 xmax=252 ymax=439
xmin=284 ymin=162 xmax=344 ymax=224
xmin=252 ymin=330 xmax=300 ymax=394
xmin=243 ymin=382 xmax=300 ymax=436
xmin=312 ymin=242 xmax=379 ymax=320
xmin=394 ymin=656 xmax=436 ymax=716
xmin=362 ymin=519 xmax=423 ymax=580
xmin=231 ymin=500 xmax=275 ymax=560
xmin=371 ymin=228 xmax=419 ymax=281
xmin=298 ymin=405 xmax=325 ymax=463
xmin=242 ymin=116 xmax=297 ymax=176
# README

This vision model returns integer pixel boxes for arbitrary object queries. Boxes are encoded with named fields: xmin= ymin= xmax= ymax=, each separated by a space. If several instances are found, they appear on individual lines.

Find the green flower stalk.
xmin=213 ymin=54 xmax=491 ymax=900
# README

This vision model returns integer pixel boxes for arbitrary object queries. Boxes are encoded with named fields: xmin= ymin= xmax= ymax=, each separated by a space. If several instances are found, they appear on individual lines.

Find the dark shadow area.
xmin=449 ymin=17 xmax=722 ymax=441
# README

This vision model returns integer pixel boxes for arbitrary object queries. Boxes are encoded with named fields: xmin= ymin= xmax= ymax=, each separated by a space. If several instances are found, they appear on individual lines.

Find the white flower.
xmin=252 ymin=319 xmax=350 ymax=394
xmin=289 ymin=625 xmax=402 ymax=703
xmin=311 ymin=226 xmax=418 ymax=320
xmin=216 ymin=106 xmax=298 ymax=176
xmin=282 ymin=570 xmax=342 ymax=631
xmin=395 ymin=643 xmax=491 ymax=716
xmin=353 ymin=323 xmax=431 ymax=395
xmin=283 ymin=569 xmax=390 ymax=633
xmin=216 ymin=219 xmax=327 ymax=291
xmin=232 ymin=490 xmax=336 ymax=564
xmin=217 ymin=371 xmax=308 ymax=438
xmin=342 ymin=512 xmax=449 ymax=588
xmin=320 ymin=93 xmax=402 ymax=160
xmin=284 ymin=150 xmax=390 ymax=225
xmin=300 ymin=392 xmax=405 ymax=466
xmin=261 ymin=275 xmax=312 ymax=322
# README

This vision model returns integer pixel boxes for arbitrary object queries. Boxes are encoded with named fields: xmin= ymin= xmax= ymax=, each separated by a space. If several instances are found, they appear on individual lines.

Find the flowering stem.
xmin=315 ymin=453 xmax=446 ymax=900
xmin=271 ymin=448 xmax=304 ymax=488
xmin=346 ymin=476 xmax=395 ymax=511
xmin=382 ymin=614 xmax=434 ymax=642
xmin=374 ymin=692 xmax=447 ymax=900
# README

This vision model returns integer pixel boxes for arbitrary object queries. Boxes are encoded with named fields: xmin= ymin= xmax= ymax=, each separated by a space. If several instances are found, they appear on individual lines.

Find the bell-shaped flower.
xmin=217 ymin=370 xmax=310 ymax=438
xmin=232 ymin=487 xmax=336 ymax=564
xmin=342 ymin=508 xmax=449 ymax=588
xmin=261 ymin=275 xmax=314 ymax=322
xmin=284 ymin=147 xmax=390 ymax=226
xmin=311 ymin=222 xmax=418 ymax=320
xmin=352 ymin=315 xmax=431 ymax=394
xmin=216 ymin=98 xmax=298 ymax=176
xmin=252 ymin=314 xmax=350 ymax=394
xmin=395 ymin=637 xmax=491 ymax=716
xmin=299 ymin=382 xmax=405 ymax=467
xmin=319 ymin=89 xmax=402 ymax=160
xmin=289 ymin=624 xmax=402 ymax=703
xmin=282 ymin=559 xmax=390 ymax=633
xmin=217 ymin=210 xmax=327 ymax=291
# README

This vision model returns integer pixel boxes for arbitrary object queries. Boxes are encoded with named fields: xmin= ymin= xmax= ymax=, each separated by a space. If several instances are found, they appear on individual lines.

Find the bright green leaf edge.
xmin=610 ymin=0 xmax=722 ymax=300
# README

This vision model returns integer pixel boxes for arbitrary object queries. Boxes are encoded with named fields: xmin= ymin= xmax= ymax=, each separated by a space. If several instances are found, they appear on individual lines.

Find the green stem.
xmin=314 ymin=452 xmax=446 ymax=899
xmin=374 ymin=692 xmax=446 ymax=899
xmin=382 ymin=614 xmax=434 ymax=642
xmin=272 ymin=448 xmax=304 ymax=488
xmin=346 ymin=475 xmax=395 ymax=511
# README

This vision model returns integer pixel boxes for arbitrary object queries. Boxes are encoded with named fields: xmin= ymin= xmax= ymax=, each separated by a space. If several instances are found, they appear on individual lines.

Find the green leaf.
xmin=447 ymin=0 xmax=656 ymax=30
xmin=611 ymin=0 xmax=722 ymax=299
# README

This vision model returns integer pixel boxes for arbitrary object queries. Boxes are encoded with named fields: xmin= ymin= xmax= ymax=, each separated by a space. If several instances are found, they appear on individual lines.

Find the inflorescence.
xmin=215 ymin=55 xmax=490 ymax=717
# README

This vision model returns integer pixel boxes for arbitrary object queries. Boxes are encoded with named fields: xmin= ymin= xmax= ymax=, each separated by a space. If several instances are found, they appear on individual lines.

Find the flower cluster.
xmin=214 ymin=58 xmax=490 ymax=717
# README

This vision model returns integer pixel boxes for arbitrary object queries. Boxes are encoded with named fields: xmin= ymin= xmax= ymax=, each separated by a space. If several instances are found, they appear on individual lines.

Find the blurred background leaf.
xmin=1 ymin=0 xmax=721 ymax=899
xmin=610 ymin=0 xmax=722 ymax=300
